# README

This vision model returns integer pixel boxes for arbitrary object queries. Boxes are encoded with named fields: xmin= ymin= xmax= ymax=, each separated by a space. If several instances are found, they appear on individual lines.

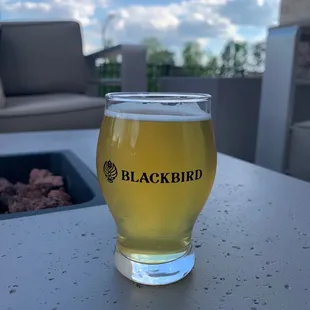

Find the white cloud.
xmin=238 ymin=26 xmax=268 ymax=42
xmin=83 ymin=42 xmax=98 ymax=54
xmin=3 ymin=0 xmax=109 ymax=26
xmin=108 ymin=0 xmax=279 ymax=48
xmin=2 ymin=0 xmax=109 ymax=53
xmin=219 ymin=0 xmax=280 ymax=26
xmin=110 ymin=1 xmax=238 ymax=47
xmin=1 ymin=0 xmax=280 ymax=53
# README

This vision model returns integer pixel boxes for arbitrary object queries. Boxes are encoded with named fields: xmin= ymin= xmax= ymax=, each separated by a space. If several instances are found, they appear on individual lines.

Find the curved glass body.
xmin=96 ymin=92 xmax=217 ymax=285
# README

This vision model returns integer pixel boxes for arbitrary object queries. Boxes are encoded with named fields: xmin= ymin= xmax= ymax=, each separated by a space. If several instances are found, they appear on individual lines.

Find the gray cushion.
xmin=0 ymin=21 xmax=87 ymax=96
xmin=0 ymin=106 xmax=105 ymax=133
xmin=0 ymin=94 xmax=105 ymax=117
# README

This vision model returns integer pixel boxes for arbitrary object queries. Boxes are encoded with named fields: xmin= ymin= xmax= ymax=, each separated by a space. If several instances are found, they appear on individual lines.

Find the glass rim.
xmin=105 ymin=92 xmax=211 ymax=104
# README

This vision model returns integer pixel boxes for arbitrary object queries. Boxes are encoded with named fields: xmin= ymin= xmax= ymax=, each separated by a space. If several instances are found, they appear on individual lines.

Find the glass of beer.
xmin=96 ymin=92 xmax=217 ymax=285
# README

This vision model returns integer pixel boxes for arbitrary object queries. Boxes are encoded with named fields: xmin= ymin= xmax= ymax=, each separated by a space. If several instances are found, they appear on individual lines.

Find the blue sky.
xmin=1 ymin=0 xmax=280 ymax=56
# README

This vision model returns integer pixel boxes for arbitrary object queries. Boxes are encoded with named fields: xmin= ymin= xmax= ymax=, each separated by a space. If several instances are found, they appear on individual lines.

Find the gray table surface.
xmin=0 ymin=130 xmax=310 ymax=310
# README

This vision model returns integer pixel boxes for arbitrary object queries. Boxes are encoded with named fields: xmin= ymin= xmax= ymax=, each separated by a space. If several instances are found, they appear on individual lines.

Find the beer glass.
xmin=96 ymin=92 xmax=217 ymax=285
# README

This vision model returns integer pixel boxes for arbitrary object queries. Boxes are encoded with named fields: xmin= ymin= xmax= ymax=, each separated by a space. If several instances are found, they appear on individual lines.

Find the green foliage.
xmin=98 ymin=38 xmax=266 ymax=96
xmin=142 ymin=37 xmax=175 ymax=65
xmin=252 ymin=41 xmax=266 ymax=72
xmin=182 ymin=41 xmax=204 ymax=67
xmin=142 ymin=37 xmax=265 ymax=77
xmin=220 ymin=40 xmax=249 ymax=77
xmin=103 ymin=39 xmax=118 ymax=63
xmin=205 ymin=55 xmax=220 ymax=76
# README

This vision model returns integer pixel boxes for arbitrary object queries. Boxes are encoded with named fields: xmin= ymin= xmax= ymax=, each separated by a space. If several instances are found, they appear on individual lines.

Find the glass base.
xmin=114 ymin=244 xmax=195 ymax=286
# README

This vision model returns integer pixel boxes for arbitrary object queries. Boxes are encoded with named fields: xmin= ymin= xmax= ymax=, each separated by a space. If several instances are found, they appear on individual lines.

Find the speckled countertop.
xmin=0 ymin=130 xmax=310 ymax=310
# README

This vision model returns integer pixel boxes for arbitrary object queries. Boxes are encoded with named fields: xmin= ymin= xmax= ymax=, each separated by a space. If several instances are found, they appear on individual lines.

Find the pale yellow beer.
xmin=96 ymin=102 xmax=217 ymax=264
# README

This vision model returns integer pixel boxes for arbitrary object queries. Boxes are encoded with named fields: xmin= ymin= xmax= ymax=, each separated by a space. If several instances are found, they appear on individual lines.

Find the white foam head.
xmin=104 ymin=102 xmax=211 ymax=122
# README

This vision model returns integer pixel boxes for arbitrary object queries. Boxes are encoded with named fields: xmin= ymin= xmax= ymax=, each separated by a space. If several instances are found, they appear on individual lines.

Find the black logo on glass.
xmin=103 ymin=160 xmax=118 ymax=183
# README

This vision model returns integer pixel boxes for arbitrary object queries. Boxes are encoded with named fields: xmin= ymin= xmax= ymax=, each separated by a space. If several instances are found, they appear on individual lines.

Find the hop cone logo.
xmin=103 ymin=160 xmax=118 ymax=183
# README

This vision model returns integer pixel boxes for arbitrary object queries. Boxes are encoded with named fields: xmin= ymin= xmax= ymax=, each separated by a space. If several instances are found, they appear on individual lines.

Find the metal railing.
xmin=96 ymin=64 xmax=204 ymax=95
xmin=97 ymin=63 xmax=259 ymax=96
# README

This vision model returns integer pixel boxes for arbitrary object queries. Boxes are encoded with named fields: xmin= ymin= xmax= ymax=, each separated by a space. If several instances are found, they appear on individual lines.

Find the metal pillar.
xmin=255 ymin=24 xmax=302 ymax=172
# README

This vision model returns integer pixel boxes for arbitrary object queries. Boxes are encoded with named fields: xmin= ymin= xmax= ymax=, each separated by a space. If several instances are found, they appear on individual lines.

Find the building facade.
xmin=280 ymin=0 xmax=310 ymax=24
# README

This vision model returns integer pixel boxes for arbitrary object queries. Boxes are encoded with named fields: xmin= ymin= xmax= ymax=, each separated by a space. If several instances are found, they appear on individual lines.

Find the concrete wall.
xmin=280 ymin=0 xmax=310 ymax=25
xmin=294 ymin=85 xmax=310 ymax=122
xmin=160 ymin=77 xmax=262 ymax=163
xmin=160 ymin=77 xmax=310 ymax=164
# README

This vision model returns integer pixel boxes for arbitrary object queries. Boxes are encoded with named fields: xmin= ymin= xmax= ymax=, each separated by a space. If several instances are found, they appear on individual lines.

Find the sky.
xmin=1 ymin=0 xmax=281 ymax=56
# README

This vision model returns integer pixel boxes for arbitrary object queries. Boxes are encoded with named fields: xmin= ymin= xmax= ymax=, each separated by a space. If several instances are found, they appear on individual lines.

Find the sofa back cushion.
xmin=0 ymin=21 xmax=87 ymax=96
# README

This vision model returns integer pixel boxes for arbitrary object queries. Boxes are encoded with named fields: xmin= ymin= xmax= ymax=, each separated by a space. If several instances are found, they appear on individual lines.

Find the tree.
xmin=233 ymin=42 xmax=248 ymax=76
xmin=102 ymin=39 xmax=118 ymax=63
xmin=149 ymin=50 xmax=175 ymax=65
xmin=182 ymin=41 xmax=204 ymax=67
xmin=252 ymin=41 xmax=266 ymax=72
xmin=182 ymin=41 xmax=205 ymax=76
xmin=205 ymin=55 xmax=220 ymax=76
xmin=142 ymin=37 xmax=162 ymax=57
xmin=104 ymin=39 xmax=114 ymax=48
xmin=142 ymin=37 xmax=175 ymax=65
xmin=220 ymin=40 xmax=235 ymax=77
xmin=220 ymin=41 xmax=249 ymax=77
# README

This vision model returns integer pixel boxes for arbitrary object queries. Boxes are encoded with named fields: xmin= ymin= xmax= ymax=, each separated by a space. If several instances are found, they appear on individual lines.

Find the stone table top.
xmin=0 ymin=130 xmax=310 ymax=310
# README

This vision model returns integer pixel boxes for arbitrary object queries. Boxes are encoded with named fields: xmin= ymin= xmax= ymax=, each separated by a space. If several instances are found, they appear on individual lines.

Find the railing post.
xmin=85 ymin=56 xmax=100 ymax=97
xmin=255 ymin=25 xmax=300 ymax=172
xmin=121 ymin=45 xmax=147 ymax=92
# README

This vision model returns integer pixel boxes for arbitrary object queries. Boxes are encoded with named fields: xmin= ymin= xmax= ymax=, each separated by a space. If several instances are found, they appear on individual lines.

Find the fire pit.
xmin=0 ymin=150 xmax=105 ymax=220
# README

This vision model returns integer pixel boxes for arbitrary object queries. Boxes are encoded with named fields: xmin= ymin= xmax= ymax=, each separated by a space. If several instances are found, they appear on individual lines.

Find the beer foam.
xmin=105 ymin=102 xmax=211 ymax=122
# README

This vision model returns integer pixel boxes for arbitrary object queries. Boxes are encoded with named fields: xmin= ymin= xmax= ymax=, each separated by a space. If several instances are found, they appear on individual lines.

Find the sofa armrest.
xmin=85 ymin=44 xmax=147 ymax=95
